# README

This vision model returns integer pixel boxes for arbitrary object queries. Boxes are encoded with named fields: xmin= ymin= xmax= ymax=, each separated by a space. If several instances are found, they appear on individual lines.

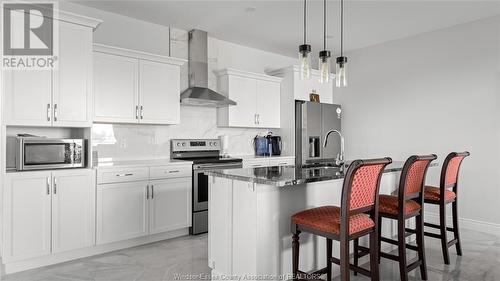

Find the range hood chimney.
xmin=180 ymin=29 xmax=236 ymax=107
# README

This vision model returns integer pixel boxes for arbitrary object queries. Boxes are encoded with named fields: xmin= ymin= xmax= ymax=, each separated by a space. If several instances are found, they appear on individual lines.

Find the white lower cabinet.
xmin=149 ymin=178 xmax=191 ymax=234
xmin=96 ymin=165 xmax=192 ymax=244
xmin=2 ymin=169 xmax=95 ymax=262
xmin=96 ymin=181 xmax=149 ymax=244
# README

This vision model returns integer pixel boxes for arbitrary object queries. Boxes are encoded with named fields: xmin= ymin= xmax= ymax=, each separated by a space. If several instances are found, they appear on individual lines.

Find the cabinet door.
xmin=2 ymin=172 xmax=52 ymax=262
xmin=52 ymin=169 xmax=95 ymax=253
xmin=256 ymin=80 xmax=280 ymax=128
xmin=3 ymin=69 xmax=52 ymax=126
xmin=52 ymin=21 xmax=93 ymax=127
xmin=149 ymin=177 xmax=191 ymax=234
xmin=96 ymin=181 xmax=148 ymax=244
xmin=139 ymin=60 xmax=180 ymax=124
xmin=94 ymin=52 xmax=139 ymax=123
xmin=228 ymin=76 xmax=257 ymax=127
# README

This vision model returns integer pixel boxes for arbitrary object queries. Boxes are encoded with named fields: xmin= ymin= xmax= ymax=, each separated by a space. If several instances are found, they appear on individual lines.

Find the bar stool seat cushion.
xmin=291 ymin=206 xmax=374 ymax=235
xmin=424 ymin=186 xmax=456 ymax=202
xmin=379 ymin=195 xmax=421 ymax=216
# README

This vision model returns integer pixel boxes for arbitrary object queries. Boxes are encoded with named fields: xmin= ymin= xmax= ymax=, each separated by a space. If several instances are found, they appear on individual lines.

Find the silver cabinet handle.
xmin=116 ymin=173 xmax=133 ymax=177
xmin=53 ymin=177 xmax=57 ymax=194
xmin=168 ymin=170 xmax=180 ymax=173
xmin=135 ymin=105 xmax=139 ymax=119
xmin=151 ymin=185 xmax=154 ymax=199
xmin=140 ymin=106 xmax=144 ymax=119
xmin=257 ymin=114 xmax=260 ymax=124
xmin=47 ymin=104 xmax=51 ymax=121
xmin=146 ymin=185 xmax=149 ymax=199
xmin=46 ymin=177 xmax=51 ymax=195
xmin=254 ymin=114 xmax=257 ymax=125
xmin=54 ymin=104 xmax=58 ymax=122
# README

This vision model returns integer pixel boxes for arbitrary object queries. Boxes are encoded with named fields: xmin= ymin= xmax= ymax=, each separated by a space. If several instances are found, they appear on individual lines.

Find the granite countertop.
xmin=206 ymin=161 xmax=439 ymax=187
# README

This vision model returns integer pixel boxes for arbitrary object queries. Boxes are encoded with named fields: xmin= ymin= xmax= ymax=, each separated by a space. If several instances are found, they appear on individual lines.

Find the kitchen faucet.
xmin=323 ymin=130 xmax=345 ymax=166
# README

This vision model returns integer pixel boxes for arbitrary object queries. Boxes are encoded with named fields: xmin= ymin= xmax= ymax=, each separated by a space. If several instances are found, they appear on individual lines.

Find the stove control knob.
xmin=176 ymin=142 xmax=181 ymax=147
xmin=209 ymin=142 xmax=213 ymax=146
xmin=182 ymin=142 xmax=186 ymax=146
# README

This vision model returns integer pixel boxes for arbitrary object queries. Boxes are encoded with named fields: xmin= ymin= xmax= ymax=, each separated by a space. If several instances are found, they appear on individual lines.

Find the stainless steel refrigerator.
xmin=295 ymin=101 xmax=342 ymax=165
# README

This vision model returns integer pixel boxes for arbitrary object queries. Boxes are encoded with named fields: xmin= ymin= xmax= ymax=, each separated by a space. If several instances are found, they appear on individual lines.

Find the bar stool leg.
xmin=369 ymin=231 xmax=380 ymax=281
xmin=378 ymin=216 xmax=382 ymax=264
xmin=452 ymin=201 xmax=463 ymax=256
xmin=353 ymin=238 xmax=359 ymax=276
xmin=326 ymin=238 xmax=332 ymax=281
xmin=292 ymin=231 xmax=301 ymax=280
xmin=416 ymin=214 xmax=428 ymax=280
xmin=398 ymin=219 xmax=409 ymax=281
xmin=340 ymin=237 xmax=350 ymax=281
xmin=439 ymin=203 xmax=451 ymax=264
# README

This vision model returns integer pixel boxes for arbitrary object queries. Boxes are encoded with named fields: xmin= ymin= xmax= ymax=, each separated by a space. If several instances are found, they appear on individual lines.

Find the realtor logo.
xmin=2 ymin=2 xmax=58 ymax=69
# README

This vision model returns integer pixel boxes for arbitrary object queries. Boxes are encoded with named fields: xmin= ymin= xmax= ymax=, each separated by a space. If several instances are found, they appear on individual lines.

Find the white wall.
xmin=58 ymin=3 xmax=296 ymax=160
xmin=336 ymin=16 xmax=500 ymax=226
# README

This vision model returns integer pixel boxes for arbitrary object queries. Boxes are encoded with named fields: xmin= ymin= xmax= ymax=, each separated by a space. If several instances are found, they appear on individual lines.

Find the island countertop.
xmin=206 ymin=161 xmax=438 ymax=187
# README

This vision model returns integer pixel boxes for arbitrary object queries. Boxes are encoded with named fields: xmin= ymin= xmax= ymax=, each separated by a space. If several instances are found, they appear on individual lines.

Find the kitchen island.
xmin=206 ymin=162 xmax=437 ymax=280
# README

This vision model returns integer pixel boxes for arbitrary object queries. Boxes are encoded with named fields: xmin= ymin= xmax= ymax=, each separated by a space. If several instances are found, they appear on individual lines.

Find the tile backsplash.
xmin=92 ymin=106 xmax=278 ymax=162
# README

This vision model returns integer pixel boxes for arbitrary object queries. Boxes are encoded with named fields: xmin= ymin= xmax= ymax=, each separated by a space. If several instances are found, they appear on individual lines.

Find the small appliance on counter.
xmin=253 ymin=133 xmax=282 ymax=156
xmin=15 ymin=136 xmax=86 ymax=171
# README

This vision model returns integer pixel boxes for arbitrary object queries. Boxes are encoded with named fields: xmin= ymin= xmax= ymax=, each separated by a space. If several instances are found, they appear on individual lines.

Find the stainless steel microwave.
xmin=16 ymin=138 xmax=86 ymax=171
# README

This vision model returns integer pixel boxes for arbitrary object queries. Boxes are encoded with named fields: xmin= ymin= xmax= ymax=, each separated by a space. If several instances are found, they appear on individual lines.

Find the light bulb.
xmin=335 ymin=56 xmax=347 ymax=88
xmin=298 ymin=44 xmax=311 ymax=80
xmin=319 ymin=50 xmax=331 ymax=84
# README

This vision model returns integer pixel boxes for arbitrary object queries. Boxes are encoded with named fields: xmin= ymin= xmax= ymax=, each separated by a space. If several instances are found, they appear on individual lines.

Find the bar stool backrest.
xmin=401 ymin=155 xmax=438 ymax=199
xmin=442 ymin=152 xmax=470 ymax=189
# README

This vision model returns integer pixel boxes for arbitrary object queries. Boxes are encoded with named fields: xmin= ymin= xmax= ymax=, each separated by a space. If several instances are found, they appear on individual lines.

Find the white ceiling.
xmin=74 ymin=0 xmax=500 ymax=58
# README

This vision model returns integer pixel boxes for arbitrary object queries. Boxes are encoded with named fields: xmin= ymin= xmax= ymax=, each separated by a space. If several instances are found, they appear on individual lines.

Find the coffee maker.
xmin=254 ymin=133 xmax=282 ymax=156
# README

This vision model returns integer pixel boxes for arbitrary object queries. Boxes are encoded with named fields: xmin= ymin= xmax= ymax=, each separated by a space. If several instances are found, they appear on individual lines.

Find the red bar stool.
xmin=355 ymin=155 xmax=436 ymax=281
xmin=423 ymin=152 xmax=469 ymax=264
xmin=291 ymin=158 xmax=392 ymax=281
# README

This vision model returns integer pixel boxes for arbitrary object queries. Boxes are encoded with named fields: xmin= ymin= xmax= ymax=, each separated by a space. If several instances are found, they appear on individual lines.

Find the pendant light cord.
xmin=303 ymin=0 xmax=307 ymax=44
xmin=323 ymin=0 xmax=326 ymax=50
xmin=340 ymin=0 xmax=344 ymax=56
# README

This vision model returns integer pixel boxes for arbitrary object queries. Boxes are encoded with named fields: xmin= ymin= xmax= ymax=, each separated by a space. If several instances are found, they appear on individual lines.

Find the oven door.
xmin=192 ymin=162 xmax=242 ymax=212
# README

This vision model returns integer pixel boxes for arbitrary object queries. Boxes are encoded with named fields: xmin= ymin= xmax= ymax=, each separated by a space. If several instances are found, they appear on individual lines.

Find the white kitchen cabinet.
xmin=268 ymin=65 xmax=334 ymax=104
xmin=96 ymin=181 xmax=149 ymax=244
xmin=52 ymin=21 xmax=93 ymax=127
xmin=2 ymin=15 xmax=100 ymax=127
xmin=217 ymin=69 xmax=282 ymax=128
xmin=2 ymin=171 xmax=52 ymax=262
xmin=93 ymin=44 xmax=186 ymax=125
xmin=93 ymin=52 xmax=139 ymax=123
xmin=149 ymin=177 xmax=191 ymax=234
xmin=51 ymin=169 xmax=95 ymax=253
xmin=2 ymin=169 xmax=95 ymax=262
xmin=139 ymin=60 xmax=180 ymax=124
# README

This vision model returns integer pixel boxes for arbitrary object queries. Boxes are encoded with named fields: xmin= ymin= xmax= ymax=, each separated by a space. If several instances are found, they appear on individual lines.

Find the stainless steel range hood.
xmin=180 ymin=29 xmax=236 ymax=107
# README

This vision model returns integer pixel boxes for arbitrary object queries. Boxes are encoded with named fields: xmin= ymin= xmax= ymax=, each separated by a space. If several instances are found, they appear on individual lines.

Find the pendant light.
xmin=336 ymin=0 xmax=347 ymax=87
xmin=319 ymin=0 xmax=331 ymax=84
xmin=298 ymin=0 xmax=311 ymax=80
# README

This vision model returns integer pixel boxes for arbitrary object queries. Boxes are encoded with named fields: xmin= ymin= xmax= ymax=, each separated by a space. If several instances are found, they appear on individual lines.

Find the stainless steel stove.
xmin=171 ymin=139 xmax=242 ymax=235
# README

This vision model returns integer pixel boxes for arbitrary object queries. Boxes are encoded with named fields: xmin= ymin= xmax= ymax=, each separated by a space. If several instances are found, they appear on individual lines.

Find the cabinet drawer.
xmin=269 ymin=157 xmax=295 ymax=166
xmin=97 ymin=167 xmax=149 ymax=184
xmin=242 ymin=159 xmax=269 ymax=168
xmin=149 ymin=165 xmax=191 ymax=179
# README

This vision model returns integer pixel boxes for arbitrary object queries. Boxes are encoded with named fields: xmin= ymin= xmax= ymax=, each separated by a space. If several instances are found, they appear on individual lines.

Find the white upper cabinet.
xmin=2 ymin=13 xmax=101 ymax=127
xmin=139 ymin=60 xmax=180 ymax=124
xmin=268 ymin=65 xmax=334 ymax=104
xmin=217 ymin=69 xmax=282 ymax=128
xmin=93 ymin=44 xmax=186 ymax=125
xmin=93 ymin=52 xmax=139 ymax=123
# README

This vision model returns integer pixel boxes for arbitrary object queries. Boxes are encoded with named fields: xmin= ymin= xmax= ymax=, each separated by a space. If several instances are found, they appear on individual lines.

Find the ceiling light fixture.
xmin=298 ymin=0 xmax=311 ymax=80
xmin=319 ymin=0 xmax=331 ymax=84
xmin=336 ymin=0 xmax=347 ymax=87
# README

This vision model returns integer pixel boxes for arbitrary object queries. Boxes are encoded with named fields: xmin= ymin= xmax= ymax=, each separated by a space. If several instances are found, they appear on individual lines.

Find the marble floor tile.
xmin=3 ymin=229 xmax=499 ymax=281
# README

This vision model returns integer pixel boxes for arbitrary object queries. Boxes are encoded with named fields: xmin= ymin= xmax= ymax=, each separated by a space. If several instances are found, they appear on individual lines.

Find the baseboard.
xmin=1 ymin=228 xmax=189 ymax=275
xmin=425 ymin=212 xmax=500 ymax=236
